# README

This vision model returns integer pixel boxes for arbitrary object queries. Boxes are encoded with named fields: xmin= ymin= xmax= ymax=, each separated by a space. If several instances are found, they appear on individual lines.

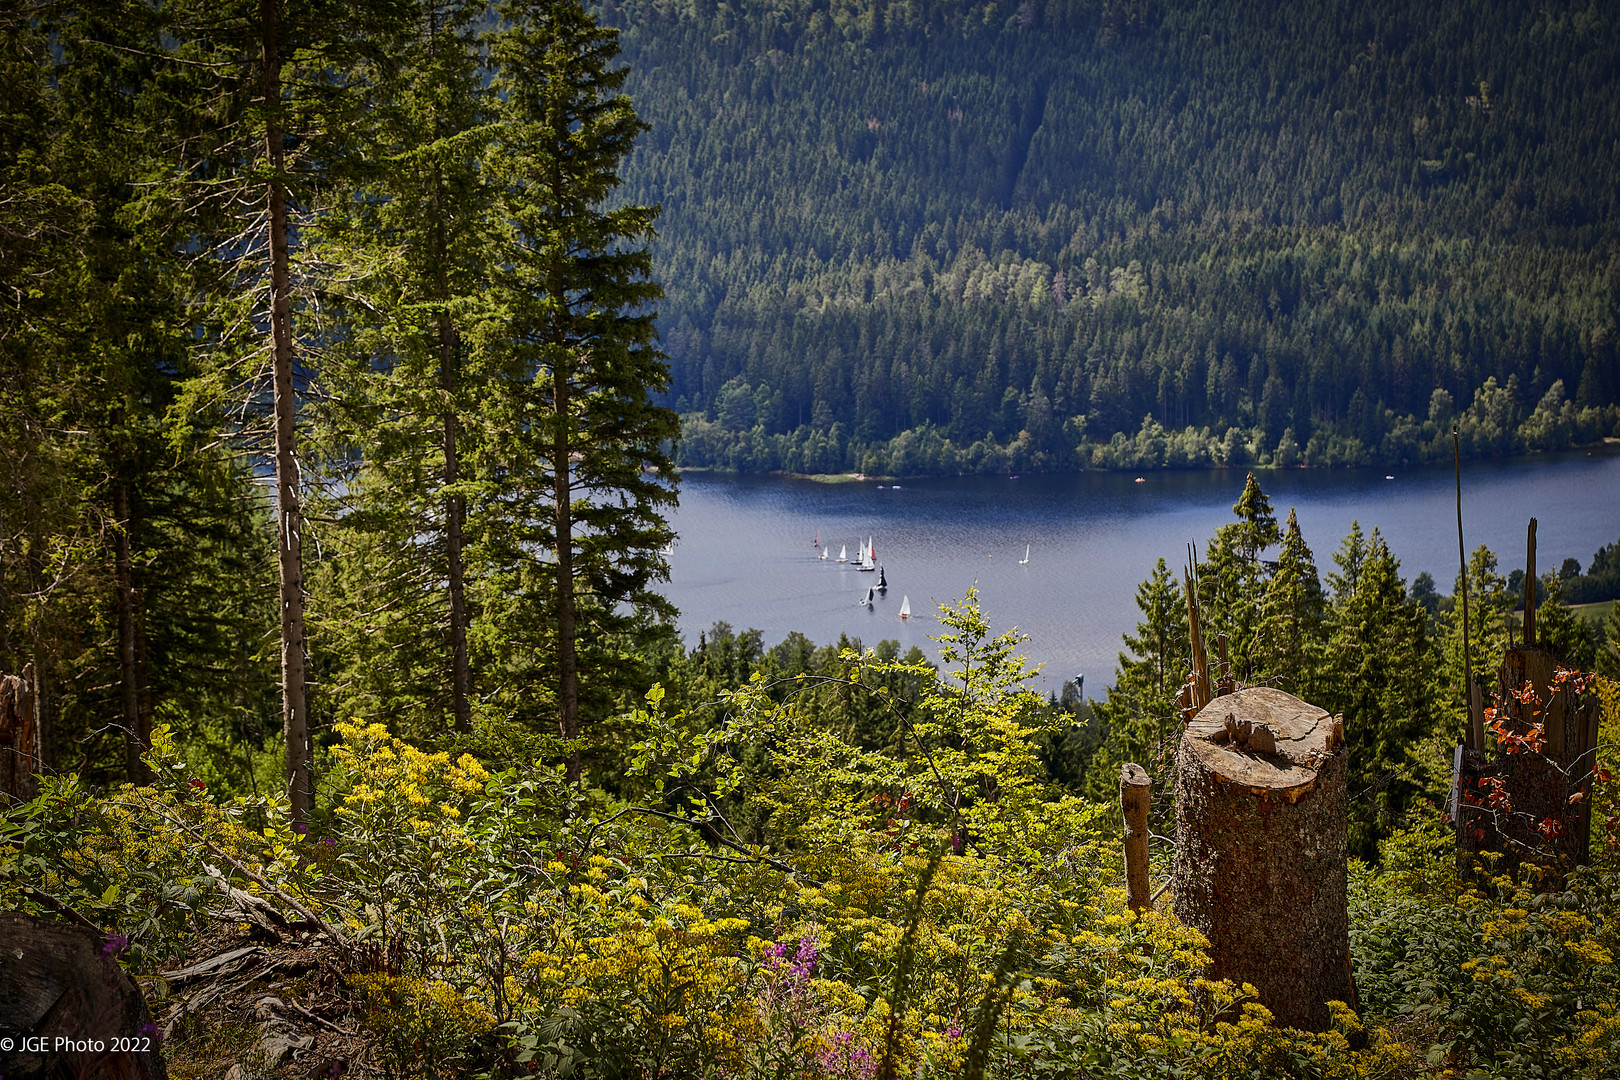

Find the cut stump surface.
xmin=1174 ymin=687 xmax=1352 ymax=1032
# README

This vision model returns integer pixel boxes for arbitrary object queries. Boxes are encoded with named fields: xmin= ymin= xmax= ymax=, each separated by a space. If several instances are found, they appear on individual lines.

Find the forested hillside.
xmin=604 ymin=0 xmax=1620 ymax=473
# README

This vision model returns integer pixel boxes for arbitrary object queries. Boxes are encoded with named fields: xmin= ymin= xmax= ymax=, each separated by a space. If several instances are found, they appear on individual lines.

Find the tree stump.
xmin=0 ymin=913 xmax=167 ymax=1080
xmin=1 ymin=666 xmax=40 ymax=801
xmin=1457 ymin=644 xmax=1600 ymax=876
xmin=1173 ymin=686 xmax=1351 ymax=1032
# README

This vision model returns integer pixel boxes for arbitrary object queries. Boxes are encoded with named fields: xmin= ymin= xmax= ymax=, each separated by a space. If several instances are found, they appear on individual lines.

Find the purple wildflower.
xmin=790 ymin=934 xmax=818 ymax=979
xmin=945 ymin=1023 xmax=963 ymax=1039
xmin=101 ymin=933 xmax=130 ymax=959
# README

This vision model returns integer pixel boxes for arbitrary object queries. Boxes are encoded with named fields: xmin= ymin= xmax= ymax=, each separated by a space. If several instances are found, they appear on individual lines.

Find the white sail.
xmin=837 ymin=544 xmax=847 ymax=562
xmin=820 ymin=546 xmax=829 ymax=560
xmin=899 ymin=595 xmax=911 ymax=619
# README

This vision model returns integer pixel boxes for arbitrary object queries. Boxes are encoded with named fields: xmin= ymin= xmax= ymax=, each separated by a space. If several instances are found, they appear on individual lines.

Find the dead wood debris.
xmin=147 ymin=884 xmax=375 ymax=1080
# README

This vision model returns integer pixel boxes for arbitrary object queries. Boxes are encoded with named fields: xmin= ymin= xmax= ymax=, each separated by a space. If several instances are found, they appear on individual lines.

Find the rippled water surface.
xmin=662 ymin=449 xmax=1620 ymax=693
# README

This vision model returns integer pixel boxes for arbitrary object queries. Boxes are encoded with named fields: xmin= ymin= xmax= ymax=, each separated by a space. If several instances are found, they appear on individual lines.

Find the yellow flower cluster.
xmin=331 ymin=721 xmax=488 ymax=841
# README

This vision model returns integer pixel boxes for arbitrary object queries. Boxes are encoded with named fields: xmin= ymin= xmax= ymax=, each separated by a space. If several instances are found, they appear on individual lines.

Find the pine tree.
xmin=2 ymin=9 xmax=280 ymax=788
xmin=1441 ymin=544 xmax=1514 ymax=721
xmin=1088 ymin=557 xmax=1186 ymax=797
xmin=1259 ymin=508 xmax=1326 ymax=690
xmin=1232 ymin=472 xmax=1282 ymax=565
xmin=310 ymin=0 xmax=497 ymax=737
xmin=143 ymin=0 xmax=410 ymax=823
xmin=1321 ymin=527 xmax=1437 ymax=860
xmin=1531 ymin=576 xmax=1598 ymax=671
xmin=489 ymin=0 xmax=678 ymax=782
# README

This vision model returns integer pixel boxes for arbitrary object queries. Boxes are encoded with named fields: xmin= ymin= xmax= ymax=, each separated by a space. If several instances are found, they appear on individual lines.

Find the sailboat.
xmin=837 ymin=544 xmax=848 ymax=563
xmin=859 ymin=586 xmax=874 ymax=607
xmin=876 ymin=566 xmax=887 ymax=591
xmin=1019 ymin=544 xmax=1030 ymax=565
xmin=899 ymin=595 xmax=911 ymax=619
xmin=813 ymin=528 xmax=821 ymax=549
xmin=660 ymin=539 xmax=676 ymax=557
xmin=820 ymin=545 xmax=829 ymax=561
xmin=857 ymin=536 xmax=877 ymax=571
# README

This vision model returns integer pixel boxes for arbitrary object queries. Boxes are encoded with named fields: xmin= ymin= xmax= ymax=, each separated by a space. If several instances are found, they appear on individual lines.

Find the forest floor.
xmin=146 ymin=922 xmax=375 ymax=1080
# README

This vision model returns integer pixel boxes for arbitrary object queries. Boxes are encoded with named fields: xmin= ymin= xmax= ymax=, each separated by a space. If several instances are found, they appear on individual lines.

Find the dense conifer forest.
xmin=4 ymin=1 xmax=1620 ymax=1077
xmin=603 ymin=0 xmax=1620 ymax=474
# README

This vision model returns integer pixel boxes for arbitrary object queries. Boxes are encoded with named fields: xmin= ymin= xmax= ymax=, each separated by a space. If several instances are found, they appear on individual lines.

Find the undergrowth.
xmin=2 ymin=598 xmax=1616 ymax=1079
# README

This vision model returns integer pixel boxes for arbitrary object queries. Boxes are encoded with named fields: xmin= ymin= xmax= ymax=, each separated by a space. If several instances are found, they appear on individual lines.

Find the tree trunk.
xmin=261 ymin=0 xmax=311 ymax=826
xmin=1121 ymin=762 xmax=1152 ymax=911
xmin=432 ymin=153 xmax=471 ymax=732
xmin=553 ymin=354 xmax=579 ymax=785
xmin=0 ymin=666 xmax=38 ymax=801
xmin=113 ymin=481 xmax=150 ymax=785
xmin=442 ymin=339 xmax=471 ymax=732
xmin=1173 ymin=686 xmax=1352 ymax=1032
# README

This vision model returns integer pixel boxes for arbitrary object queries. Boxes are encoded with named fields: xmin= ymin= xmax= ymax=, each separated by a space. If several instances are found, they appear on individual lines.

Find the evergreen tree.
xmin=1194 ymin=475 xmax=1279 ymax=684
xmin=1 ymin=8 xmax=281 ymax=788
xmin=1232 ymin=472 xmax=1282 ymax=565
xmin=1259 ymin=507 xmax=1326 ymax=691
xmin=1532 ymin=576 xmax=1598 ymax=671
xmin=489 ymin=0 xmax=678 ymax=782
xmin=142 ymin=0 xmax=410 ymax=823
xmin=310 ymin=0 xmax=497 ymax=737
xmin=1322 ymin=527 xmax=1437 ymax=860
xmin=1088 ymin=557 xmax=1186 ymax=797
xmin=1441 ymin=545 xmax=1514 ymax=725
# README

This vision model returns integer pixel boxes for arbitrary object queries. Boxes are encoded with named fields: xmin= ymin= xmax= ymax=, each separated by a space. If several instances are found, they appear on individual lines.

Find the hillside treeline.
xmin=604 ymin=0 xmax=1620 ymax=473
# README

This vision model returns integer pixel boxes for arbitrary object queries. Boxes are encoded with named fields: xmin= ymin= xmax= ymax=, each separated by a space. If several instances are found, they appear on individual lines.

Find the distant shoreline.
xmin=675 ymin=437 xmax=1620 ymax=485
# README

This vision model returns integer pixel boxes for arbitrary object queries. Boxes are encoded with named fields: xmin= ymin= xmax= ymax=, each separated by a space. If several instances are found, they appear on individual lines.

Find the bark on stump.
xmin=1173 ymin=686 xmax=1351 ymax=1032
xmin=1456 ymin=644 xmax=1600 ymax=877
xmin=0 ymin=913 xmax=167 ymax=1080
xmin=1 ymin=667 xmax=39 ymax=801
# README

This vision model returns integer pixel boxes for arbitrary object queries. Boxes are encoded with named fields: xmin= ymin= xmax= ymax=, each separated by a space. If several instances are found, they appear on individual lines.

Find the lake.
xmin=661 ymin=448 xmax=1620 ymax=694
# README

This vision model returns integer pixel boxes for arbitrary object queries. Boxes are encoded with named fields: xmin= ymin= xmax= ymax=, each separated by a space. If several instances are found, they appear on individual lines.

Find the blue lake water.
xmin=661 ymin=448 xmax=1620 ymax=694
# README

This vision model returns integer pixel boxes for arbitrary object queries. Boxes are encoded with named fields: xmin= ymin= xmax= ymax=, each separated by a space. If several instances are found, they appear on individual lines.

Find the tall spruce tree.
xmin=489 ymin=0 xmax=677 ymax=781
xmin=1088 ymin=556 xmax=1187 ymax=798
xmin=1322 ymin=526 xmax=1437 ymax=860
xmin=1259 ymin=508 xmax=1326 ymax=691
xmin=2 ymin=7 xmax=281 ymax=788
xmin=309 ymin=0 xmax=496 ymax=736
xmin=144 ymin=0 xmax=409 ymax=823
xmin=1195 ymin=475 xmax=1279 ymax=684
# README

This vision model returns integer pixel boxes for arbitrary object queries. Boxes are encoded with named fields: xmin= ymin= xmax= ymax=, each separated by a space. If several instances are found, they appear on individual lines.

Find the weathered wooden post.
xmin=1174 ymin=686 xmax=1352 ymax=1031
xmin=1 ymin=665 xmax=39 ymax=802
xmin=1121 ymin=762 xmax=1152 ymax=911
